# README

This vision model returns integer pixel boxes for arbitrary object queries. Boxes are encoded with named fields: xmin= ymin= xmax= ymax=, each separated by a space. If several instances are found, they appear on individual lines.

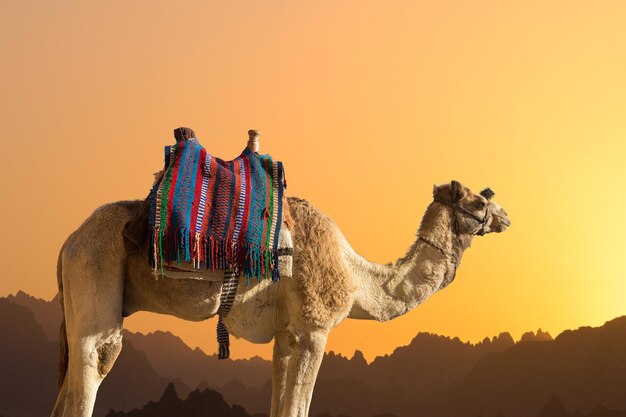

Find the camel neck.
xmin=416 ymin=202 xmax=469 ymax=270
xmin=347 ymin=203 xmax=470 ymax=322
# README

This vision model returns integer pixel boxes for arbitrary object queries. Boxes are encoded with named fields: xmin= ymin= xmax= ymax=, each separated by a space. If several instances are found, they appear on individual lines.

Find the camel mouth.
xmin=493 ymin=217 xmax=511 ymax=232
xmin=485 ymin=201 xmax=510 ymax=233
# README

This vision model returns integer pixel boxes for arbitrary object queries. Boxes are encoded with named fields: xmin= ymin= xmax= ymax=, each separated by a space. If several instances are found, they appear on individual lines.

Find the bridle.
xmin=418 ymin=199 xmax=491 ymax=288
xmin=443 ymin=200 xmax=491 ymax=237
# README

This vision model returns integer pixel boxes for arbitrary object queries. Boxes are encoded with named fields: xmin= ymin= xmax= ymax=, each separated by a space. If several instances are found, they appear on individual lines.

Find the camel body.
xmin=51 ymin=182 xmax=510 ymax=417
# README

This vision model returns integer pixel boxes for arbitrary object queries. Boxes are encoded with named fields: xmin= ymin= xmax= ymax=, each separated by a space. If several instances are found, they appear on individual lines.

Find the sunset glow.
xmin=1 ymin=1 xmax=625 ymax=361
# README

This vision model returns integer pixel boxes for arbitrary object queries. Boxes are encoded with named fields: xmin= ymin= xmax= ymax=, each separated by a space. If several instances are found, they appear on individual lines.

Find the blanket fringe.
xmin=152 ymin=228 xmax=279 ymax=280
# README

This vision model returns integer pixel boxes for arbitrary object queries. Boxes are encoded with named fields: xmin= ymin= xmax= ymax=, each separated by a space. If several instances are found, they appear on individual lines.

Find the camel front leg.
xmin=281 ymin=329 xmax=328 ymax=417
xmin=270 ymin=330 xmax=292 ymax=417
xmin=50 ymin=376 xmax=68 ymax=417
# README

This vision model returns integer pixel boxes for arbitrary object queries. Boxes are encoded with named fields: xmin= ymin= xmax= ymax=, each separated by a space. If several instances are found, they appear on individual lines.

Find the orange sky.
xmin=1 ymin=1 xmax=625 ymax=362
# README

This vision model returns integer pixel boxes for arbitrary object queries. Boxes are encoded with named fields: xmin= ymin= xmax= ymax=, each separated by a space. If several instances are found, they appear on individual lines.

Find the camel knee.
xmin=290 ymin=329 xmax=327 ymax=352
xmin=274 ymin=331 xmax=293 ymax=358
xmin=96 ymin=333 xmax=123 ymax=377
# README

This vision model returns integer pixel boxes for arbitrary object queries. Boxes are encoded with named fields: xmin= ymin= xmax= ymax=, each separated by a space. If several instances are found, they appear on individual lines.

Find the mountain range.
xmin=104 ymin=383 xmax=260 ymax=417
xmin=2 ymin=291 xmax=625 ymax=417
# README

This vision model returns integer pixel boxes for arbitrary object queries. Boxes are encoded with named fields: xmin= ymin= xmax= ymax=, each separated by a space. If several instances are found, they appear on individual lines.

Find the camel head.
xmin=482 ymin=194 xmax=511 ymax=234
xmin=433 ymin=180 xmax=511 ymax=236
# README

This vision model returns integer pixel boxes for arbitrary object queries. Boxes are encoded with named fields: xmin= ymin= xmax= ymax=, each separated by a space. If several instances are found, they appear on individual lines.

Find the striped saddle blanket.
xmin=149 ymin=139 xmax=290 ymax=281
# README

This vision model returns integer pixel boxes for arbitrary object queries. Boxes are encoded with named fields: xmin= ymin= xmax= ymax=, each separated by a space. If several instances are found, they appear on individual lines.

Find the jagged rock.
xmin=350 ymin=350 xmax=368 ymax=366
xmin=124 ymin=330 xmax=271 ymax=389
xmin=520 ymin=329 xmax=554 ymax=343
xmin=5 ymin=292 xmax=626 ymax=417
xmin=159 ymin=383 xmax=179 ymax=403
xmin=445 ymin=317 xmax=626 ymax=417
xmin=0 ymin=298 xmax=57 ymax=414
xmin=105 ymin=385 xmax=254 ymax=417
xmin=6 ymin=290 xmax=62 ymax=341
xmin=537 ymin=395 xmax=570 ymax=417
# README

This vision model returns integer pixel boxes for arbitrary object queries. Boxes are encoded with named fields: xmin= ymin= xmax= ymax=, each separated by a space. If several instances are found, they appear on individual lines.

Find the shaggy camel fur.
xmin=50 ymin=180 xmax=510 ymax=417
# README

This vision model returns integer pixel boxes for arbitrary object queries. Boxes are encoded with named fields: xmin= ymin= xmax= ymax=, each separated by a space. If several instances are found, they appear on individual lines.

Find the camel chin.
xmin=488 ymin=202 xmax=511 ymax=233
xmin=494 ymin=219 xmax=511 ymax=233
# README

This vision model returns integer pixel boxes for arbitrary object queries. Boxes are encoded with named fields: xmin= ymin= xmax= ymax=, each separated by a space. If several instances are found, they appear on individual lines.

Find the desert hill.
xmin=0 ymin=298 xmax=57 ymax=416
xmin=2 ymin=291 xmax=625 ymax=417
xmin=125 ymin=330 xmax=271 ymax=389
xmin=7 ymin=291 xmax=272 ymax=390
xmin=0 ymin=297 xmax=186 ymax=417
xmin=443 ymin=316 xmax=626 ymax=417
xmin=104 ymin=383 xmax=257 ymax=417
xmin=536 ymin=395 xmax=626 ymax=417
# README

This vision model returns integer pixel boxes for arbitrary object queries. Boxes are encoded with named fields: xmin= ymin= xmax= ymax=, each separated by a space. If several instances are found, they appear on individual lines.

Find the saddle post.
xmin=247 ymin=129 xmax=261 ymax=153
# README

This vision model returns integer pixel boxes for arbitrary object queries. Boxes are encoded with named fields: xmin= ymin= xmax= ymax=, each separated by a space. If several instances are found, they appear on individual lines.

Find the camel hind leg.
xmin=57 ymin=255 xmax=125 ymax=416
xmin=51 ymin=208 xmax=127 ymax=417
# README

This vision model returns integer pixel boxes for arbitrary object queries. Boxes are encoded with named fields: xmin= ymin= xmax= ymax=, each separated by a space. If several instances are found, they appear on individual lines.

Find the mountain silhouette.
xmin=0 ymin=297 xmax=186 ymax=417
xmin=95 ymin=335 xmax=189 ymax=415
xmin=0 ymin=298 xmax=58 ymax=417
xmin=317 ymin=350 xmax=369 ymax=382
xmin=368 ymin=331 xmax=515 ymax=387
xmin=125 ymin=330 xmax=271 ymax=389
xmin=444 ymin=317 xmax=626 ymax=417
xmin=104 ymin=383 xmax=257 ymax=417
xmin=6 ymin=291 xmax=272 ymax=390
xmin=203 ymin=378 xmax=272 ymax=415
xmin=519 ymin=329 xmax=553 ymax=343
xmin=195 ymin=320 xmax=626 ymax=417
xmin=4 ymin=291 xmax=626 ymax=417
xmin=7 ymin=290 xmax=62 ymax=341
xmin=207 ymin=332 xmax=517 ymax=417
xmin=304 ymin=332 xmax=516 ymax=417
xmin=536 ymin=395 xmax=626 ymax=417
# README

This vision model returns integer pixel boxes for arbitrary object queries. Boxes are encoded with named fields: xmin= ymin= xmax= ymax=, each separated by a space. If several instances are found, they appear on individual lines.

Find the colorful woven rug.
xmin=149 ymin=139 xmax=287 ymax=281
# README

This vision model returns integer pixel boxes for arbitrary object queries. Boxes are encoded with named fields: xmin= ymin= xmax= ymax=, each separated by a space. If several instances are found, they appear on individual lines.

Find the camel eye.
xmin=476 ymin=200 xmax=486 ymax=209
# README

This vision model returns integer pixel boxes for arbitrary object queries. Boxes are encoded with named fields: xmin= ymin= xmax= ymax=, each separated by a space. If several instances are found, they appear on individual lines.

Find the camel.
xmin=50 ymin=180 xmax=510 ymax=417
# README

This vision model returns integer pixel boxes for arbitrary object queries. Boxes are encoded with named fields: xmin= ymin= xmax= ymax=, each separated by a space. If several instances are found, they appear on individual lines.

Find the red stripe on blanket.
xmin=189 ymin=149 xmax=207 ymax=258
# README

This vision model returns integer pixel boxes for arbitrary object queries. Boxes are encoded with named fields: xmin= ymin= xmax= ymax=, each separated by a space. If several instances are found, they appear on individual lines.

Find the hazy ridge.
xmin=2 ymin=291 xmax=625 ymax=417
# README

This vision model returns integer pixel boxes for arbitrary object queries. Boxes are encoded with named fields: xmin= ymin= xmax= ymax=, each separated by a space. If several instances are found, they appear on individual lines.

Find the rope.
xmin=216 ymin=268 xmax=239 ymax=359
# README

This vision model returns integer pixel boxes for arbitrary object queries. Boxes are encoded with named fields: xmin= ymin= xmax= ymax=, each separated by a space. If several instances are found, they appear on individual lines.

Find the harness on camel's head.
xmin=418 ymin=187 xmax=495 ymax=287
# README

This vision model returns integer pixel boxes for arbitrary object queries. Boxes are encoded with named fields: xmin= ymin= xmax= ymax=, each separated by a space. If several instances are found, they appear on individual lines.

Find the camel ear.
xmin=451 ymin=180 xmax=466 ymax=202
xmin=480 ymin=188 xmax=495 ymax=200
xmin=433 ymin=184 xmax=447 ymax=201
